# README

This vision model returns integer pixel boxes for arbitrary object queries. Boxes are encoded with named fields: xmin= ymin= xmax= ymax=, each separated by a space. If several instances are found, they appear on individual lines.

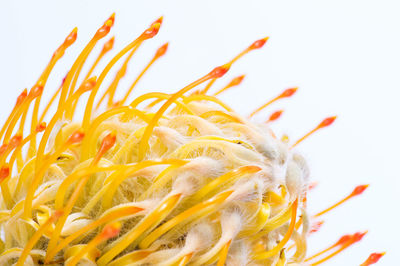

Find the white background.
xmin=1 ymin=0 xmax=399 ymax=265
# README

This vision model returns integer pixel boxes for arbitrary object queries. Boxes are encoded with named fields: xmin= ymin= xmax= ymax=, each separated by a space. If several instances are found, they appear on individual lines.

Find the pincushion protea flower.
xmin=0 ymin=14 xmax=385 ymax=266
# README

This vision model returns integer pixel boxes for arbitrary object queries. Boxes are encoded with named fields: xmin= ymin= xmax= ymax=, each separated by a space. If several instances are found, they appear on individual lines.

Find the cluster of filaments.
xmin=0 ymin=14 xmax=383 ymax=266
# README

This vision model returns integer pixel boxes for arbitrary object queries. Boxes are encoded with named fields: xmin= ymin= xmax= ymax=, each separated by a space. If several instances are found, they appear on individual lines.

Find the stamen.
xmin=200 ymin=37 xmax=268 ymax=95
xmin=65 ymin=76 xmax=97 ymax=119
xmin=36 ymin=15 xmax=115 ymax=173
xmin=309 ymin=220 xmax=324 ymax=234
xmin=23 ymin=130 xmax=85 ymax=219
xmin=310 ymin=231 xmax=367 ymax=265
xmin=217 ymin=240 xmax=231 ymax=266
xmin=254 ymin=199 xmax=298 ymax=260
xmin=266 ymin=110 xmax=284 ymax=123
xmin=82 ymin=19 xmax=162 ymax=130
xmin=192 ymin=165 xmax=261 ymax=200
xmin=138 ymin=63 xmax=230 ymax=161
xmin=139 ymin=190 xmax=233 ymax=249
xmin=97 ymin=193 xmax=182 ymax=265
xmin=249 ymin=87 xmax=297 ymax=118
xmin=0 ymin=89 xmax=27 ymax=143
xmin=45 ymin=133 xmax=115 ymax=258
xmin=67 ymin=14 xmax=115 ymax=101
xmin=95 ymin=46 xmax=139 ymax=109
xmin=291 ymin=116 xmax=336 ymax=148
xmin=65 ymin=222 xmax=121 ymax=266
xmin=39 ymin=74 xmax=66 ymax=123
xmin=47 ymin=206 xmax=143 ymax=261
xmin=178 ymin=252 xmax=194 ymax=266
xmin=313 ymin=184 xmax=368 ymax=218
xmin=84 ymin=36 xmax=115 ymax=81
xmin=360 ymin=252 xmax=386 ymax=266
xmin=16 ymin=210 xmax=63 ymax=266
xmin=213 ymin=74 xmax=245 ymax=96
xmin=118 ymin=42 xmax=169 ymax=106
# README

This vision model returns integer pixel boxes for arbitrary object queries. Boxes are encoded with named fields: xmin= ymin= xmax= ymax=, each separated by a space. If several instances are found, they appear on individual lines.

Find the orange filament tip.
xmin=335 ymin=234 xmax=352 ymax=246
xmin=249 ymin=37 xmax=269 ymax=50
xmin=79 ymin=76 xmax=97 ymax=93
xmin=351 ymin=184 xmax=369 ymax=196
xmin=268 ymin=110 xmax=284 ymax=122
xmin=95 ymin=21 xmax=113 ymax=39
xmin=318 ymin=116 xmax=337 ymax=128
xmin=230 ymin=75 xmax=245 ymax=86
xmin=309 ymin=221 xmax=324 ymax=234
xmin=102 ymin=36 xmax=115 ymax=53
xmin=308 ymin=181 xmax=318 ymax=190
xmin=9 ymin=135 xmax=22 ymax=148
xmin=63 ymin=27 xmax=78 ymax=47
xmin=152 ymin=16 xmax=164 ymax=26
xmin=67 ymin=131 xmax=85 ymax=144
xmin=155 ymin=42 xmax=169 ymax=57
xmin=16 ymin=89 xmax=28 ymax=106
xmin=209 ymin=64 xmax=231 ymax=79
xmin=351 ymin=231 xmax=368 ymax=243
xmin=36 ymin=122 xmax=47 ymax=132
xmin=141 ymin=22 xmax=161 ymax=40
xmin=108 ymin=13 xmax=116 ymax=25
xmin=0 ymin=166 xmax=10 ymax=180
xmin=53 ymin=210 xmax=64 ymax=220
xmin=0 ymin=145 xmax=7 ymax=155
xmin=28 ymin=85 xmax=44 ymax=99
xmin=362 ymin=252 xmax=386 ymax=266
xmin=279 ymin=87 xmax=298 ymax=98
xmin=101 ymin=223 xmax=121 ymax=239
xmin=100 ymin=132 xmax=117 ymax=153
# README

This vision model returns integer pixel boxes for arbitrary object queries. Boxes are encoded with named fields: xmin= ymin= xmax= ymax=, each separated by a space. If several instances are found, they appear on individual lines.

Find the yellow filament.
xmin=178 ymin=252 xmax=194 ymax=266
xmin=102 ymin=159 xmax=186 ymax=209
xmin=39 ymin=84 xmax=62 ymax=123
xmin=129 ymin=92 xmax=194 ymax=115
xmin=82 ymin=27 xmax=155 ymax=130
xmin=119 ymin=55 xmax=160 ymax=106
xmin=80 ymin=106 xmax=149 ymax=160
xmin=97 ymin=193 xmax=182 ymax=265
xmin=192 ymin=165 xmax=261 ymax=200
xmin=138 ymin=71 xmax=215 ymax=161
xmin=139 ymin=190 xmax=233 ymax=249
xmin=200 ymin=110 xmax=242 ymax=123
xmin=217 ymin=240 xmax=231 ymax=266
xmin=66 ymin=223 xmax=120 ymax=266
xmin=48 ymin=206 xmax=143 ymax=261
xmin=140 ymin=162 xmax=188 ymax=200
xmin=183 ymin=94 xmax=233 ymax=112
xmin=254 ymin=199 xmax=298 ymax=260
xmin=107 ymin=250 xmax=152 ymax=266
xmin=16 ymin=212 xmax=61 ymax=266
xmin=95 ymin=46 xmax=139 ymax=109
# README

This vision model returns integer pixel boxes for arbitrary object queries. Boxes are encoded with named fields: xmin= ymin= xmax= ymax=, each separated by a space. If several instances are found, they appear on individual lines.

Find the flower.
xmin=0 ymin=14 xmax=384 ymax=266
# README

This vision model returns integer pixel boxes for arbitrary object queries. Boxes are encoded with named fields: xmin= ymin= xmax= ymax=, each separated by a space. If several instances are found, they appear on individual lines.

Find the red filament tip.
xmin=102 ymin=37 xmax=115 ymax=54
xmin=361 ymin=252 xmax=386 ymax=266
xmin=278 ymin=87 xmax=297 ymax=99
xmin=63 ymin=28 xmax=78 ymax=48
xmin=318 ymin=116 xmax=337 ymax=128
xmin=155 ymin=42 xmax=169 ymax=58
xmin=16 ymin=89 xmax=28 ymax=106
xmin=351 ymin=184 xmax=369 ymax=196
xmin=0 ymin=166 xmax=10 ymax=181
xmin=268 ymin=110 xmax=284 ymax=122
xmin=249 ymin=37 xmax=269 ymax=50
xmin=67 ymin=131 xmax=85 ymax=145
xmin=35 ymin=122 xmax=47 ymax=133
xmin=209 ymin=64 xmax=230 ymax=79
